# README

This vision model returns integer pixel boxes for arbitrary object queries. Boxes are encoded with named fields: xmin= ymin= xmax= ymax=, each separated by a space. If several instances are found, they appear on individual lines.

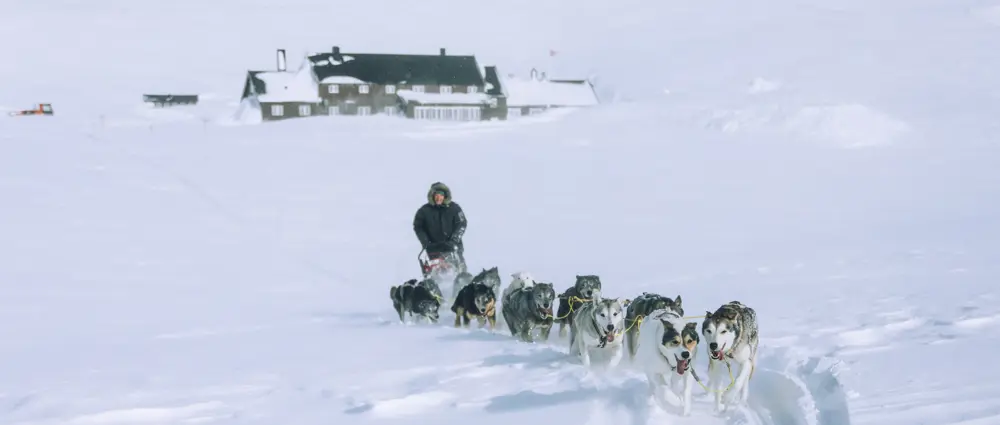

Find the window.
xmin=359 ymin=85 xmax=370 ymax=94
xmin=440 ymin=85 xmax=452 ymax=94
xmin=508 ymin=108 xmax=521 ymax=117
xmin=384 ymin=106 xmax=398 ymax=115
xmin=328 ymin=105 xmax=340 ymax=115
xmin=385 ymin=85 xmax=396 ymax=94
xmin=298 ymin=104 xmax=311 ymax=116
xmin=488 ymin=98 xmax=498 ymax=107
xmin=357 ymin=106 xmax=372 ymax=116
xmin=468 ymin=86 xmax=478 ymax=94
xmin=413 ymin=106 xmax=481 ymax=121
xmin=328 ymin=85 xmax=339 ymax=94
xmin=271 ymin=104 xmax=284 ymax=116
xmin=412 ymin=85 xmax=425 ymax=93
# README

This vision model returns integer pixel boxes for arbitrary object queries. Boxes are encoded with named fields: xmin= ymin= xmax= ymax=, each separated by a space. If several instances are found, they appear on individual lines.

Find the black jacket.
xmin=414 ymin=182 xmax=467 ymax=253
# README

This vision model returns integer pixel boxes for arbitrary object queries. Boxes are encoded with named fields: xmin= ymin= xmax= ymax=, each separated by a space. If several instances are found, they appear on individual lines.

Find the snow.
xmin=501 ymin=74 xmax=600 ymax=107
xmin=320 ymin=76 xmax=368 ymax=84
xmin=2 ymin=0 xmax=1000 ymax=425
xmin=254 ymin=67 xmax=321 ymax=104
xmin=396 ymin=89 xmax=491 ymax=105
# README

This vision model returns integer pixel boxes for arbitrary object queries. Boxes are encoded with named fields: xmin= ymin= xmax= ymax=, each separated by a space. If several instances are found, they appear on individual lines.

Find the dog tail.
xmin=390 ymin=286 xmax=399 ymax=301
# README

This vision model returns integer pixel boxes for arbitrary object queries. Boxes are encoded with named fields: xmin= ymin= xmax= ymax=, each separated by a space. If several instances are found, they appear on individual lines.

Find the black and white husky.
xmin=701 ymin=301 xmax=759 ymax=411
xmin=632 ymin=308 xmax=700 ymax=416
xmin=569 ymin=297 xmax=627 ymax=368
xmin=389 ymin=278 xmax=442 ymax=324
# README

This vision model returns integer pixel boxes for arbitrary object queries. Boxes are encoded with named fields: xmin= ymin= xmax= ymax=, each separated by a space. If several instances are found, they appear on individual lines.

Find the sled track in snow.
xmin=371 ymin=304 xmax=853 ymax=425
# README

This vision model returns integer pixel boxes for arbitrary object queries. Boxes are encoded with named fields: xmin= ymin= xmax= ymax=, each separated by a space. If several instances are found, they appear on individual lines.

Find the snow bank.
xmin=785 ymin=104 xmax=910 ymax=148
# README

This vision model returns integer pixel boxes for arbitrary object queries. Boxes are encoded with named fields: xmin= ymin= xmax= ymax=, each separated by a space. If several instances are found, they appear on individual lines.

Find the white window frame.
xmin=412 ymin=85 xmax=425 ymax=93
xmin=359 ymin=84 xmax=370 ymax=94
xmin=357 ymin=106 xmax=372 ymax=116
xmin=383 ymin=106 xmax=397 ymax=115
xmin=328 ymin=84 xmax=339 ymax=94
xmin=328 ymin=105 xmax=340 ymax=115
xmin=271 ymin=104 xmax=284 ymax=116
xmin=468 ymin=86 xmax=478 ymax=94
xmin=385 ymin=85 xmax=396 ymax=94
xmin=440 ymin=85 xmax=453 ymax=94
xmin=298 ymin=104 xmax=311 ymax=116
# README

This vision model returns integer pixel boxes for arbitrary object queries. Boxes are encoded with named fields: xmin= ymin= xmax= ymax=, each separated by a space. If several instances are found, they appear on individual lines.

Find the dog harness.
xmin=592 ymin=315 xmax=614 ymax=348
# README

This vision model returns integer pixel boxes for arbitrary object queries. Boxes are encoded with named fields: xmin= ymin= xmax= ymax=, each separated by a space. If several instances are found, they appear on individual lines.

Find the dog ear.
xmin=705 ymin=310 xmax=713 ymax=319
xmin=622 ymin=299 xmax=631 ymax=307
xmin=674 ymin=295 xmax=682 ymax=307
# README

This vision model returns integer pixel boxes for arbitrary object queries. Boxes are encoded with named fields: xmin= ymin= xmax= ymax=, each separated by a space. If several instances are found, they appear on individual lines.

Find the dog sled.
xmin=418 ymin=248 xmax=462 ymax=281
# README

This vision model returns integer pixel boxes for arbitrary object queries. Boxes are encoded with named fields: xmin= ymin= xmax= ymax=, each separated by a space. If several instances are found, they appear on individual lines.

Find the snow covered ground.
xmin=2 ymin=0 xmax=1000 ymax=424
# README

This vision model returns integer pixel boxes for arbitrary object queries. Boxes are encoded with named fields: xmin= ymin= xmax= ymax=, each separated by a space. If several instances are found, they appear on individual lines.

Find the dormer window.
xmin=359 ymin=85 xmax=370 ymax=94
xmin=412 ymin=85 xmax=425 ymax=93
xmin=468 ymin=86 xmax=479 ymax=94
xmin=440 ymin=85 xmax=453 ymax=94
xmin=385 ymin=85 xmax=396 ymax=94
xmin=328 ymin=85 xmax=339 ymax=94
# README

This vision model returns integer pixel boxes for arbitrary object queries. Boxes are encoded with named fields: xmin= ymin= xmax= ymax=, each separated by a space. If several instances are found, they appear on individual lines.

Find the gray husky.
xmin=556 ymin=275 xmax=602 ymax=337
xmin=501 ymin=277 xmax=556 ymax=343
xmin=701 ymin=301 xmax=759 ymax=411
xmin=569 ymin=297 xmax=627 ymax=368
xmin=625 ymin=292 xmax=684 ymax=359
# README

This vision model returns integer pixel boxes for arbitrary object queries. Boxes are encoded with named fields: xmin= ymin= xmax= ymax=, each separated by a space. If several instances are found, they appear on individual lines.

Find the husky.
xmin=633 ymin=308 xmax=700 ymax=416
xmin=556 ymin=275 xmax=602 ymax=337
xmin=569 ymin=297 xmax=627 ymax=368
xmin=625 ymin=292 xmax=685 ymax=359
xmin=701 ymin=301 xmax=759 ymax=411
xmin=390 ymin=278 xmax=443 ymax=324
xmin=469 ymin=267 xmax=501 ymax=299
xmin=450 ymin=280 xmax=497 ymax=330
xmin=501 ymin=276 xmax=555 ymax=343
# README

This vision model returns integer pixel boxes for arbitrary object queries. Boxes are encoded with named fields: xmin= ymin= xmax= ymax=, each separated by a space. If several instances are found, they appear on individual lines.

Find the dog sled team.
xmin=390 ymin=182 xmax=760 ymax=417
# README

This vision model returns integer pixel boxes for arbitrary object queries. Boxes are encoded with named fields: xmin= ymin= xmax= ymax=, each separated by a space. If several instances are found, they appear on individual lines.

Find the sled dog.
xmin=702 ymin=301 xmax=759 ymax=411
xmin=501 ymin=276 xmax=555 ymax=342
xmin=625 ymin=292 xmax=684 ymax=359
xmin=556 ymin=275 xmax=602 ymax=337
xmin=451 ymin=280 xmax=497 ymax=330
xmin=569 ymin=297 xmax=627 ymax=368
xmin=390 ymin=278 xmax=442 ymax=323
xmin=633 ymin=308 xmax=700 ymax=416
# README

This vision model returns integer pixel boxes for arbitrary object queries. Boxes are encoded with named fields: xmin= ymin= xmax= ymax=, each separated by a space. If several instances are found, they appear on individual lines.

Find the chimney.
xmin=440 ymin=48 xmax=446 ymax=56
xmin=331 ymin=45 xmax=342 ymax=62
xmin=276 ymin=49 xmax=287 ymax=72
xmin=332 ymin=46 xmax=340 ymax=55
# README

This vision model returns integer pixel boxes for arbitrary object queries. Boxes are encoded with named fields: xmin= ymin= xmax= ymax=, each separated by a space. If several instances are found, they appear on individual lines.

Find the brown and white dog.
xmin=702 ymin=301 xmax=759 ymax=411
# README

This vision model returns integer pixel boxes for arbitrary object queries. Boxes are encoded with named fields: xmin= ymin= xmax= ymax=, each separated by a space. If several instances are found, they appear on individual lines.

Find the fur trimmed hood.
xmin=426 ymin=182 xmax=453 ymax=205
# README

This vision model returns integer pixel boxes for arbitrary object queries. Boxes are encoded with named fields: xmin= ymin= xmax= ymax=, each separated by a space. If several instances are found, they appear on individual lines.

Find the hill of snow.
xmin=2 ymin=1 xmax=1000 ymax=425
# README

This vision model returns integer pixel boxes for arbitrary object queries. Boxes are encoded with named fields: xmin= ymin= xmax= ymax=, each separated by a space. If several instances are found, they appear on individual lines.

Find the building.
xmin=238 ymin=47 xmax=599 ymax=122
xmin=497 ymin=68 xmax=600 ymax=118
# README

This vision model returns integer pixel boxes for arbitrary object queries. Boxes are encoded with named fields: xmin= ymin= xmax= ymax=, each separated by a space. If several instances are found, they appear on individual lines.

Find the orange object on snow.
xmin=8 ymin=103 xmax=53 ymax=116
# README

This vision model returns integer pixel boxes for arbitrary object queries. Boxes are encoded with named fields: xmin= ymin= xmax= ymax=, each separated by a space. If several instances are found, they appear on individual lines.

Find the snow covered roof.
xmin=396 ymin=89 xmax=491 ymax=105
xmin=252 ymin=67 xmax=321 ymax=103
xmin=500 ymin=75 xmax=599 ymax=107
xmin=320 ymin=75 xmax=368 ymax=84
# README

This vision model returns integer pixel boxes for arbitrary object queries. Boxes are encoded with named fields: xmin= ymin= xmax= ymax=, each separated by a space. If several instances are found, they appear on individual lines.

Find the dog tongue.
xmin=606 ymin=332 xmax=615 ymax=342
xmin=677 ymin=359 xmax=689 ymax=374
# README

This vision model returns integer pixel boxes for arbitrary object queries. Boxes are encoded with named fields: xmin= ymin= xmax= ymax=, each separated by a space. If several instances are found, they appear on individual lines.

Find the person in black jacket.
xmin=414 ymin=182 xmax=468 ymax=273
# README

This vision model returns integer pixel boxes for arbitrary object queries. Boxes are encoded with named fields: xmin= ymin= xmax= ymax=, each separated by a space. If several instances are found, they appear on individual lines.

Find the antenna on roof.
xmin=440 ymin=47 xmax=446 ymax=56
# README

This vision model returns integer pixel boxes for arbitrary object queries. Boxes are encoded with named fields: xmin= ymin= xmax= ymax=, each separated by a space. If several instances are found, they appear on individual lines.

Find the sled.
xmin=8 ymin=103 xmax=53 ymax=116
xmin=418 ymin=248 xmax=461 ymax=281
